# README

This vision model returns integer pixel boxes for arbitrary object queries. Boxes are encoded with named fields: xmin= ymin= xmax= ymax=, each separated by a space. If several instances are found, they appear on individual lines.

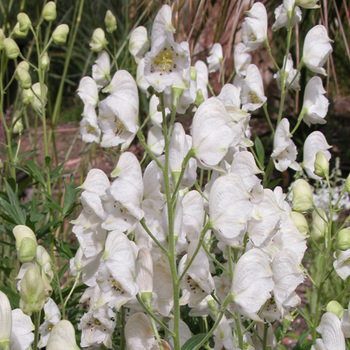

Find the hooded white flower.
xmin=144 ymin=5 xmax=190 ymax=92
xmin=47 ymin=320 xmax=80 ymax=350
xmin=0 ymin=291 xmax=12 ymax=349
xmin=129 ymin=26 xmax=150 ymax=63
xmin=302 ymin=25 xmax=333 ymax=76
xmin=234 ymin=43 xmax=252 ymax=77
xmin=98 ymin=70 xmax=139 ymax=149
xmin=10 ymin=308 xmax=34 ymax=350
xmin=333 ymin=249 xmax=350 ymax=280
xmin=311 ymin=312 xmax=345 ymax=350
xmin=271 ymin=118 xmax=301 ymax=172
xmin=241 ymin=64 xmax=267 ymax=111
xmin=272 ymin=0 xmax=302 ymax=31
xmin=194 ymin=60 xmax=209 ymax=100
xmin=77 ymin=77 xmax=99 ymax=109
xmin=79 ymin=105 xmax=101 ymax=143
xmin=302 ymin=76 xmax=329 ymax=126
xmin=191 ymin=97 xmax=234 ymax=169
xmin=207 ymin=43 xmax=223 ymax=73
xmin=274 ymin=54 xmax=300 ymax=91
xmin=92 ymin=51 xmax=110 ymax=88
xmin=303 ymin=131 xmax=331 ymax=180
xmin=231 ymin=248 xmax=274 ymax=320
xmin=242 ymin=2 xmax=268 ymax=51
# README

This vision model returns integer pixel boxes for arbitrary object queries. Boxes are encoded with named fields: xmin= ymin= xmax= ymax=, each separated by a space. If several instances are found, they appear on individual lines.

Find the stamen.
xmin=154 ymin=48 xmax=173 ymax=72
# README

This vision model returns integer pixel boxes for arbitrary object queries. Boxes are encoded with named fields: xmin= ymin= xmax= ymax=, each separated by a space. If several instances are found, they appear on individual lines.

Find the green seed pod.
xmin=43 ymin=2 xmax=57 ymax=22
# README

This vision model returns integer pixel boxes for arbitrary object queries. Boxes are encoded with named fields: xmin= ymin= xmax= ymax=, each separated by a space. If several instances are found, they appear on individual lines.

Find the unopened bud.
xmin=90 ymin=28 xmax=108 ymax=52
xmin=0 ymin=29 xmax=5 ymax=50
xmin=338 ymin=228 xmax=350 ymax=251
xmin=13 ymin=225 xmax=37 ymax=263
xmin=52 ymin=24 xmax=69 ymax=45
xmin=292 ymin=179 xmax=313 ymax=212
xmin=326 ymin=300 xmax=344 ymax=319
xmin=41 ymin=52 xmax=50 ymax=70
xmin=311 ymin=208 xmax=328 ymax=242
xmin=15 ymin=64 xmax=31 ymax=89
xmin=129 ymin=26 xmax=149 ymax=61
xmin=36 ymin=245 xmax=53 ymax=282
xmin=22 ymin=88 xmax=34 ymax=105
xmin=47 ymin=320 xmax=80 ymax=350
xmin=43 ymin=2 xmax=57 ymax=22
xmin=0 ymin=291 xmax=12 ymax=350
xmin=295 ymin=0 xmax=320 ymax=9
xmin=17 ymin=13 xmax=31 ymax=32
xmin=13 ymin=22 xmax=28 ymax=38
xmin=314 ymin=151 xmax=329 ymax=178
xmin=4 ymin=38 xmax=20 ymax=59
xmin=20 ymin=264 xmax=46 ymax=315
xmin=290 ymin=211 xmax=309 ymax=236
xmin=13 ymin=117 xmax=23 ymax=134
xmin=345 ymin=174 xmax=350 ymax=193
xmin=105 ymin=10 xmax=117 ymax=33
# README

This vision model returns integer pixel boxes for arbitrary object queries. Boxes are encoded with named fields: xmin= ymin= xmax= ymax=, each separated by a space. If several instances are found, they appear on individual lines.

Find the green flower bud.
xmin=0 ymin=29 xmax=5 ymax=51
xmin=290 ymin=211 xmax=309 ymax=236
xmin=338 ymin=228 xmax=350 ymax=251
xmin=13 ymin=117 xmax=24 ymax=134
xmin=36 ymin=245 xmax=53 ymax=282
xmin=41 ymin=52 xmax=50 ymax=70
xmin=52 ymin=24 xmax=69 ymax=45
xmin=311 ymin=208 xmax=328 ymax=242
xmin=190 ymin=66 xmax=197 ymax=81
xmin=15 ymin=64 xmax=32 ymax=89
xmin=345 ymin=174 xmax=350 ymax=193
xmin=90 ymin=28 xmax=108 ymax=52
xmin=22 ymin=88 xmax=34 ymax=105
xmin=326 ymin=300 xmax=344 ymax=319
xmin=13 ymin=22 xmax=28 ymax=38
xmin=17 ymin=13 xmax=31 ymax=32
xmin=314 ymin=151 xmax=329 ymax=178
xmin=0 ymin=291 xmax=12 ymax=350
xmin=4 ymin=38 xmax=20 ymax=59
xmin=295 ymin=0 xmax=320 ymax=9
xmin=13 ymin=225 xmax=37 ymax=262
xmin=20 ymin=264 xmax=46 ymax=315
xmin=17 ymin=61 xmax=29 ymax=71
xmin=292 ymin=179 xmax=313 ymax=212
xmin=43 ymin=2 xmax=57 ymax=22
xmin=105 ymin=10 xmax=117 ymax=33
xmin=194 ymin=88 xmax=205 ymax=107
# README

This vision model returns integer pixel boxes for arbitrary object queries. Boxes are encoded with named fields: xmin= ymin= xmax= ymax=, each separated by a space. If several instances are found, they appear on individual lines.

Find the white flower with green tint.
xmin=272 ymin=0 xmax=302 ymax=31
xmin=46 ymin=320 xmax=80 ymax=350
xmin=206 ymin=43 xmax=223 ymax=73
xmin=0 ymin=291 xmax=11 ymax=350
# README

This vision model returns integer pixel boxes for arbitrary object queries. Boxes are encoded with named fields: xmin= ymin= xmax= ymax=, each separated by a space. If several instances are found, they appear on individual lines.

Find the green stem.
xmin=262 ymin=102 xmax=274 ymax=135
xmin=63 ymin=271 xmax=81 ymax=311
xmin=33 ymin=310 xmax=41 ymax=350
xmin=234 ymin=312 xmax=244 ymax=350
xmin=140 ymin=218 xmax=168 ymax=256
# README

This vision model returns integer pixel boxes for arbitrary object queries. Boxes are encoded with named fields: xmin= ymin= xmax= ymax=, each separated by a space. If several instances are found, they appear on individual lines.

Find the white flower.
xmin=78 ymin=77 xmax=99 ymax=109
xmin=92 ymin=51 xmax=110 ymax=88
xmin=0 ymin=291 xmax=12 ymax=348
xmin=129 ymin=26 xmax=150 ymax=63
xmin=271 ymin=118 xmax=301 ymax=172
xmin=296 ymin=0 xmax=320 ymax=9
xmin=207 ymin=43 xmax=223 ymax=73
xmin=191 ymin=97 xmax=234 ymax=169
xmin=234 ymin=43 xmax=252 ymax=77
xmin=242 ymin=2 xmax=268 ymax=52
xmin=311 ymin=312 xmax=345 ymax=350
xmin=79 ymin=105 xmax=101 ymax=143
xmin=273 ymin=54 xmax=300 ymax=91
xmin=302 ymin=76 xmax=329 ymax=126
xmin=194 ymin=60 xmax=208 ymax=100
xmin=272 ymin=0 xmax=302 ymax=31
xmin=147 ymin=125 xmax=164 ymax=156
xmin=47 ymin=320 xmax=80 ymax=350
xmin=136 ymin=58 xmax=150 ymax=95
xmin=10 ymin=308 xmax=34 ymax=350
xmin=303 ymin=131 xmax=331 ymax=180
xmin=241 ymin=64 xmax=267 ymax=111
xmin=333 ymin=249 xmax=350 ymax=280
xmin=231 ymin=248 xmax=274 ymax=320
xmin=302 ymin=25 xmax=333 ymax=75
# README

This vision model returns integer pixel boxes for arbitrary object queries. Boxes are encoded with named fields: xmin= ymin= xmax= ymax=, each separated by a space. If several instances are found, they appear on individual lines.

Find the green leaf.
xmin=266 ymin=178 xmax=281 ymax=189
xmin=2 ymin=179 xmax=26 ymax=224
xmin=57 ymin=239 xmax=74 ymax=260
xmin=181 ymin=333 xmax=207 ymax=350
xmin=292 ymin=330 xmax=312 ymax=349
xmin=63 ymin=177 xmax=79 ymax=215
xmin=23 ymin=159 xmax=46 ymax=186
xmin=254 ymin=135 xmax=265 ymax=167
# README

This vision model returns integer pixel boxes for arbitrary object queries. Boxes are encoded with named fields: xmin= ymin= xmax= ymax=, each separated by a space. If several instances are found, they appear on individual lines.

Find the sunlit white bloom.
xmin=241 ymin=64 xmax=267 ymax=111
xmin=303 ymin=131 xmax=331 ymax=180
xmin=271 ymin=118 xmax=301 ymax=172
xmin=150 ymin=4 xmax=175 ymax=43
xmin=207 ymin=43 xmax=223 ymax=73
xmin=11 ymin=308 xmax=34 ymax=350
xmin=38 ymin=298 xmax=61 ymax=348
xmin=136 ymin=58 xmax=150 ymax=95
xmin=147 ymin=125 xmax=164 ymax=156
xmin=148 ymin=95 xmax=164 ymax=127
xmin=333 ymin=249 xmax=350 ymax=280
xmin=0 ymin=291 xmax=12 ymax=349
xmin=79 ymin=305 xmax=116 ymax=348
xmin=311 ymin=312 xmax=345 ymax=350
xmin=125 ymin=313 xmax=160 ymax=350
xmin=77 ymin=77 xmax=99 ymax=108
xmin=191 ymin=97 xmax=234 ymax=169
xmin=242 ymin=2 xmax=268 ymax=52
xmin=80 ymin=105 xmax=101 ymax=143
xmin=209 ymin=173 xmax=253 ymax=246
xmin=274 ymin=54 xmax=300 ymax=91
xmin=129 ymin=26 xmax=150 ymax=63
xmin=92 ymin=51 xmax=110 ymax=88
xmin=194 ymin=60 xmax=208 ymax=100
xmin=302 ymin=76 xmax=329 ymax=126
xmin=234 ymin=43 xmax=252 ymax=77
xmin=272 ymin=0 xmax=302 ymax=31
xmin=302 ymin=25 xmax=333 ymax=76
xmin=98 ymin=70 xmax=139 ymax=149
xmin=47 ymin=320 xmax=80 ymax=350
xmin=231 ymin=248 xmax=274 ymax=320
